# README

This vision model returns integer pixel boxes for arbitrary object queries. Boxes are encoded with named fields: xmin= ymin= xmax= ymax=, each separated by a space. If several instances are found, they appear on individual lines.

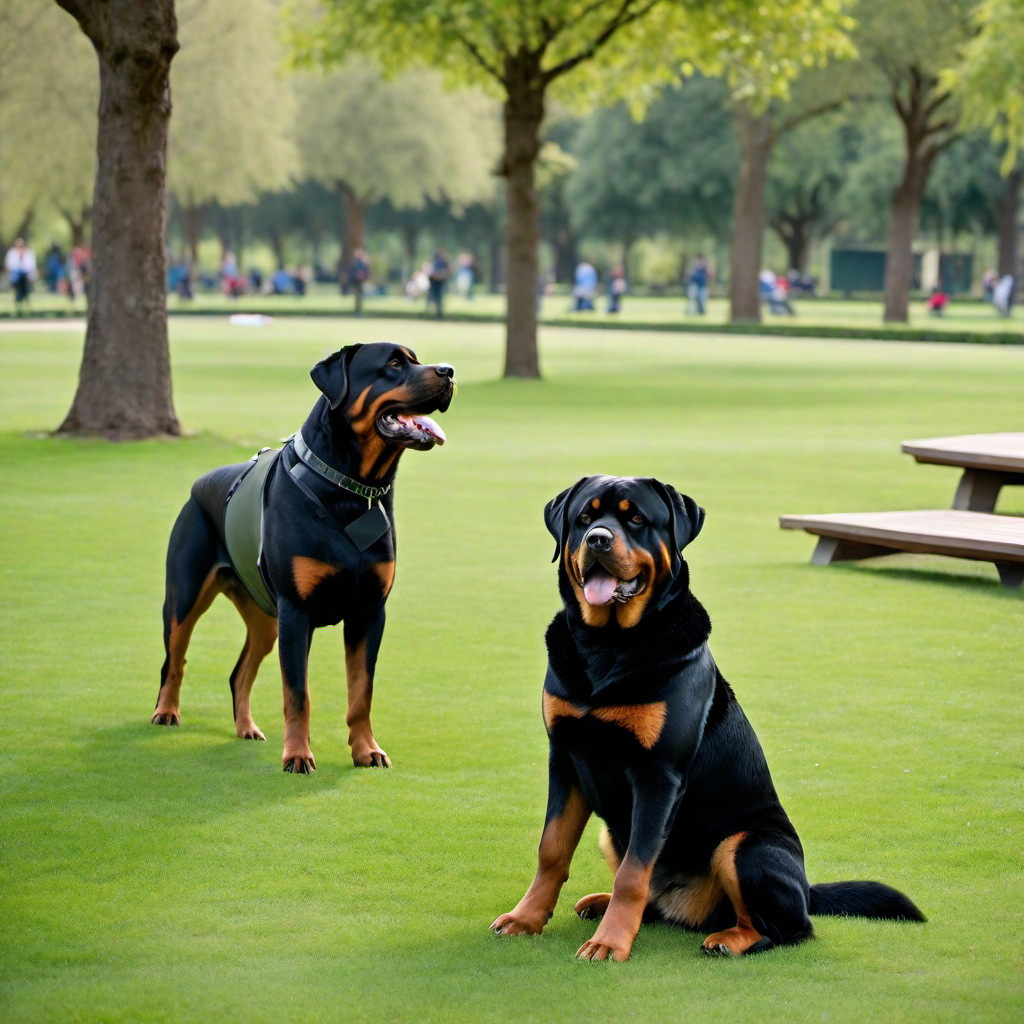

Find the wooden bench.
xmin=901 ymin=432 xmax=1024 ymax=512
xmin=779 ymin=510 xmax=1024 ymax=589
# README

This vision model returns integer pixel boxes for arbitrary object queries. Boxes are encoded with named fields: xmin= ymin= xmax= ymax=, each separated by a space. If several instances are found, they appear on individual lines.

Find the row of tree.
xmin=5 ymin=0 xmax=1023 ymax=436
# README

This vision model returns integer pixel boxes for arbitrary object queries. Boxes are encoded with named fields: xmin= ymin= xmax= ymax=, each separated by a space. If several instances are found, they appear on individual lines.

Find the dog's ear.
xmin=310 ymin=345 xmax=361 ymax=410
xmin=651 ymin=480 xmax=705 ymax=559
xmin=543 ymin=477 xmax=591 ymax=563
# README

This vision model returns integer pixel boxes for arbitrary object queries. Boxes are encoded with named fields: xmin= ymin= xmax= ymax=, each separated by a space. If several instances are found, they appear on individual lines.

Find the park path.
xmin=0 ymin=318 xmax=85 ymax=332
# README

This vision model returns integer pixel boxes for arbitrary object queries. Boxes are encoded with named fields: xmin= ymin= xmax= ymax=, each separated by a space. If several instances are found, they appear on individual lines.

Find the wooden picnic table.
xmin=901 ymin=432 xmax=1024 ymax=512
xmin=779 ymin=509 xmax=1024 ymax=589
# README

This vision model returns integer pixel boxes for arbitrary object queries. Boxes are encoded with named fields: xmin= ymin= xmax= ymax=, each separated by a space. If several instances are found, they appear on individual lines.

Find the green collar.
xmin=290 ymin=431 xmax=391 ymax=503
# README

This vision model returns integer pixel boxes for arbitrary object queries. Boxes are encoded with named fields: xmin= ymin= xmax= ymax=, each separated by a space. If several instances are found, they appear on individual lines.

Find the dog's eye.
xmin=578 ymin=513 xmax=591 ymax=526
xmin=630 ymin=514 xmax=644 ymax=526
xmin=387 ymin=358 xmax=402 ymax=369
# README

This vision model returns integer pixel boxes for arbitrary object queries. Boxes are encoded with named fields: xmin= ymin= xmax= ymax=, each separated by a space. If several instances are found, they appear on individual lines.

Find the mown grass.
xmin=1 ymin=317 xmax=1022 ymax=1023
xmin=7 ymin=285 xmax=1024 ymax=335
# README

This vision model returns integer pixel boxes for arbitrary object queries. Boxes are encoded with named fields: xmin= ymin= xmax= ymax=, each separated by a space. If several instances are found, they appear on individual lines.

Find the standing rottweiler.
xmin=153 ymin=343 xmax=455 ymax=773
xmin=492 ymin=475 xmax=924 ymax=960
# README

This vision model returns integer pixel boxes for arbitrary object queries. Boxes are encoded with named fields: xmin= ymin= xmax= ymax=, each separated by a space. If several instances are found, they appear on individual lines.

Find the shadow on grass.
xmin=826 ymin=560 xmax=1021 ymax=597
xmin=59 ymin=719 xmax=378 ymax=826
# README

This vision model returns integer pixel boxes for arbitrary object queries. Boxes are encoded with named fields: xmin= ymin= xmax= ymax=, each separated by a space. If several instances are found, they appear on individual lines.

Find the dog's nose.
xmin=585 ymin=527 xmax=613 ymax=553
xmin=435 ymin=363 xmax=455 ymax=379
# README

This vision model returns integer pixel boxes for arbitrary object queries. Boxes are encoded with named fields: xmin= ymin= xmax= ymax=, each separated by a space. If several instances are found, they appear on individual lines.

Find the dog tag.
xmin=346 ymin=504 xmax=391 ymax=552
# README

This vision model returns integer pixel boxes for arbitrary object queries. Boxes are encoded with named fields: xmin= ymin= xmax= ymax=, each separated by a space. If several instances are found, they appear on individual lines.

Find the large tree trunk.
xmin=729 ymin=103 xmax=773 ymax=323
xmin=883 ymin=160 xmax=928 ymax=322
xmin=997 ymin=168 xmax=1020 ymax=310
xmin=501 ymin=78 xmax=544 ymax=378
xmin=56 ymin=0 xmax=179 ymax=440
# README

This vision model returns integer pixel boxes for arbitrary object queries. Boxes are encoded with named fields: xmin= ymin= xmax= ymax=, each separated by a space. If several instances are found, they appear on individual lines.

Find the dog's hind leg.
xmin=701 ymin=831 xmax=813 ymax=956
xmin=343 ymin=606 xmax=391 ymax=768
xmin=154 ymin=498 xmax=227 ymax=727
xmin=222 ymin=574 xmax=278 ymax=740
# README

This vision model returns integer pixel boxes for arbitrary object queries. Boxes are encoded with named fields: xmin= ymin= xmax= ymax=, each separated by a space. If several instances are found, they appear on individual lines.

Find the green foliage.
xmin=566 ymin=77 xmax=738 ymax=245
xmin=293 ymin=58 xmax=499 ymax=209
xmin=945 ymin=0 xmax=1024 ymax=171
xmin=169 ymin=0 xmax=299 ymax=207
xmin=0 ymin=2 xmax=96 ymax=242
xmin=2 ymin=318 xmax=1023 ymax=1022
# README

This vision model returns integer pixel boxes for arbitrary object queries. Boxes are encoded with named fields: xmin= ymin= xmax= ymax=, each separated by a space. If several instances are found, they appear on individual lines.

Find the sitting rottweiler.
xmin=492 ymin=475 xmax=924 ymax=960
xmin=153 ymin=343 xmax=455 ymax=773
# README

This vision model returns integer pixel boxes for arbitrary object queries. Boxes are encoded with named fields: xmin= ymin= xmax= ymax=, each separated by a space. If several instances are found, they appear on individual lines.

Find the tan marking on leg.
xmin=577 ymin=855 xmax=653 ymax=962
xmin=223 ymin=581 xmax=278 ymax=740
xmin=369 ymin=560 xmax=395 ymax=599
xmin=702 ymin=832 xmax=765 ymax=956
xmin=292 ymin=556 xmax=341 ymax=600
xmin=590 ymin=702 xmax=666 ymax=749
xmin=598 ymin=825 xmax=623 ymax=873
xmin=656 ymin=871 xmax=725 ymax=928
xmin=491 ymin=786 xmax=591 ymax=936
xmin=281 ymin=680 xmax=314 ymax=773
xmin=345 ymin=638 xmax=389 ymax=767
xmin=543 ymin=691 xmax=585 ymax=731
xmin=154 ymin=567 xmax=225 ymax=725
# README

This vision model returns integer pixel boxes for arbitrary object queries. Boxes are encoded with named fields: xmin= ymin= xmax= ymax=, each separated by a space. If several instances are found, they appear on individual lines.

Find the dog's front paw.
xmin=282 ymin=752 xmax=316 ymax=774
xmin=151 ymin=710 xmax=180 ymax=727
xmin=576 ymin=919 xmax=635 ymax=962
xmin=351 ymin=745 xmax=391 ymax=768
xmin=576 ymin=935 xmax=632 ymax=962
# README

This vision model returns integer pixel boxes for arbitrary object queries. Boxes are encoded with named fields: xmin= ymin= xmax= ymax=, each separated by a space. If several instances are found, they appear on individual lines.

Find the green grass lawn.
xmin=1 ymin=318 xmax=1022 ymax=1023
xmin=8 ymin=283 xmax=1024 ymax=335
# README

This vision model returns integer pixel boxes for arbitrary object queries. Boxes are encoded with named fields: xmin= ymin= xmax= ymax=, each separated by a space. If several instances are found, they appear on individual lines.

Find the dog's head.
xmin=311 ymin=343 xmax=455 ymax=477
xmin=544 ymin=475 xmax=704 ymax=628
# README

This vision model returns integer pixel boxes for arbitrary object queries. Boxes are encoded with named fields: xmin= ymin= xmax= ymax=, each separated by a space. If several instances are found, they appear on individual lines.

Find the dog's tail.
xmin=809 ymin=881 xmax=926 ymax=922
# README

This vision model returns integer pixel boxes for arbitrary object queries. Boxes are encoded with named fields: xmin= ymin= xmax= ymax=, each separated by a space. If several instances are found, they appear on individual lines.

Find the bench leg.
xmin=811 ymin=536 xmax=894 ymax=565
xmin=996 ymin=563 xmax=1024 ymax=590
xmin=953 ymin=470 xmax=1004 ymax=512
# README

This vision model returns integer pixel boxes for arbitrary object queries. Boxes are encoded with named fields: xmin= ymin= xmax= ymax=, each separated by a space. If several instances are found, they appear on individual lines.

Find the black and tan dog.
xmin=153 ymin=343 xmax=454 ymax=772
xmin=491 ymin=475 xmax=924 ymax=960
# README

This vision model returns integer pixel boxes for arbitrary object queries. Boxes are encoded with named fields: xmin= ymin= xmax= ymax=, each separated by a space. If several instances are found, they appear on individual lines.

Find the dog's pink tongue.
xmin=398 ymin=413 xmax=446 ymax=444
xmin=583 ymin=569 xmax=618 ymax=606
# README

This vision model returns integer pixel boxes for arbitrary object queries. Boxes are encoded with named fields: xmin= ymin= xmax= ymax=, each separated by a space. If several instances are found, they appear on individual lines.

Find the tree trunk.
xmin=772 ymin=218 xmax=812 ymax=273
xmin=997 ymin=168 xmax=1020 ymax=309
xmin=180 ymin=202 xmax=205 ymax=268
xmin=1 ymin=207 xmax=35 ymax=255
xmin=62 ymin=205 xmax=91 ymax=248
xmin=339 ymin=184 xmax=365 ymax=275
xmin=56 ymin=0 xmax=179 ymax=440
xmin=501 ymin=78 xmax=544 ymax=378
xmin=729 ymin=103 xmax=773 ymax=323
xmin=401 ymin=223 xmax=418 ymax=282
xmin=883 ymin=160 xmax=928 ymax=322
xmin=552 ymin=227 xmax=577 ymax=284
